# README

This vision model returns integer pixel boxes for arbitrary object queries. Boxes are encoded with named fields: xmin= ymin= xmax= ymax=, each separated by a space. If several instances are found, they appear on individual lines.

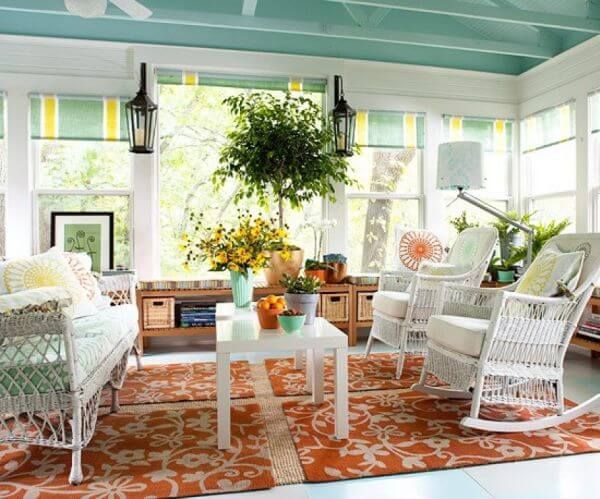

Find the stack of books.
xmin=178 ymin=303 xmax=217 ymax=328
xmin=578 ymin=313 xmax=600 ymax=341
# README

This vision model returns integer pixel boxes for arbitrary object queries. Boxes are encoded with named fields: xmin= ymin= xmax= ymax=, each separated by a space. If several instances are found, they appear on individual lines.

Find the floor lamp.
xmin=437 ymin=141 xmax=533 ymax=267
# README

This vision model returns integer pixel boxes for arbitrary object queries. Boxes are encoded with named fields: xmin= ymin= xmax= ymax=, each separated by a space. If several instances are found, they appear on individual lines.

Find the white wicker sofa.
xmin=0 ymin=273 xmax=139 ymax=485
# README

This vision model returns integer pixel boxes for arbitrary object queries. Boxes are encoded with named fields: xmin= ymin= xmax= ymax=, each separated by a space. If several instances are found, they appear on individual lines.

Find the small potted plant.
xmin=278 ymin=308 xmax=306 ymax=333
xmin=323 ymin=253 xmax=348 ymax=283
xmin=279 ymin=274 xmax=321 ymax=325
xmin=304 ymin=259 xmax=328 ymax=282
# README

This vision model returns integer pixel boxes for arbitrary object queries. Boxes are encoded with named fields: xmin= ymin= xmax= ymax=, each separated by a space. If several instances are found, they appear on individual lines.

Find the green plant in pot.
xmin=323 ymin=253 xmax=348 ymax=283
xmin=449 ymin=211 xmax=479 ymax=234
xmin=280 ymin=274 xmax=322 ymax=325
xmin=508 ymin=217 xmax=571 ymax=264
xmin=491 ymin=211 xmax=533 ymax=263
xmin=214 ymin=92 xmax=354 ymax=284
xmin=304 ymin=258 xmax=328 ymax=282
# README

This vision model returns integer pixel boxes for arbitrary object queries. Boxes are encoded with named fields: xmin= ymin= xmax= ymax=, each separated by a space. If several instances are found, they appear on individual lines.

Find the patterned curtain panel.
xmin=355 ymin=110 xmax=425 ymax=149
xmin=30 ymin=95 xmax=129 ymax=141
xmin=521 ymin=101 xmax=575 ymax=154
xmin=590 ymin=91 xmax=600 ymax=134
xmin=443 ymin=115 xmax=513 ymax=153
xmin=156 ymin=69 xmax=327 ymax=94
xmin=0 ymin=93 xmax=4 ymax=139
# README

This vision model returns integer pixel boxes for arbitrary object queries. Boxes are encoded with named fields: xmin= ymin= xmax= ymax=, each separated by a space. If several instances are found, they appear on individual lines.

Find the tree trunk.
xmin=360 ymin=149 xmax=416 ymax=273
xmin=278 ymin=195 xmax=284 ymax=229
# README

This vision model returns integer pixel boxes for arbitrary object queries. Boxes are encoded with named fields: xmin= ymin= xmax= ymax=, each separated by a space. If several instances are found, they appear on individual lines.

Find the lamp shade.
xmin=437 ymin=141 xmax=485 ymax=190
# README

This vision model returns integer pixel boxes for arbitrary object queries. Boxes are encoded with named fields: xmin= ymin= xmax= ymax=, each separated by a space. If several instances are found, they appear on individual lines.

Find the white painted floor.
xmin=137 ymin=337 xmax=600 ymax=499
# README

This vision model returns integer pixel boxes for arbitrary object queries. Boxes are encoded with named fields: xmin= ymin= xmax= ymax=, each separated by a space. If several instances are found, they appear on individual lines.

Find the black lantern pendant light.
xmin=331 ymin=75 xmax=356 ymax=157
xmin=126 ymin=63 xmax=158 ymax=154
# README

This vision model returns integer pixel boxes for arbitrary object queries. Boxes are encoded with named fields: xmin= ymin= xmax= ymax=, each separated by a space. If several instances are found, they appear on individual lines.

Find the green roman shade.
xmin=355 ymin=110 xmax=425 ymax=149
xmin=30 ymin=94 xmax=129 ymax=141
xmin=443 ymin=115 xmax=513 ymax=152
xmin=590 ymin=90 xmax=600 ymax=134
xmin=157 ymin=69 xmax=327 ymax=93
xmin=522 ymin=101 xmax=575 ymax=153
xmin=0 ymin=93 xmax=4 ymax=139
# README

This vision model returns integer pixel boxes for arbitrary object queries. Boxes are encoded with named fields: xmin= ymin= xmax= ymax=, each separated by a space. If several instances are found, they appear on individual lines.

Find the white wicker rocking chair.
xmin=366 ymin=227 xmax=498 ymax=378
xmin=412 ymin=233 xmax=600 ymax=432
xmin=0 ymin=274 xmax=140 ymax=485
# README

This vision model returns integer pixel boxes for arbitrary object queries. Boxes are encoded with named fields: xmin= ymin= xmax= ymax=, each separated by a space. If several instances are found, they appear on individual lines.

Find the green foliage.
xmin=491 ymin=211 xmax=533 ymax=244
xmin=449 ymin=211 xmax=479 ymax=234
xmin=214 ymin=92 xmax=354 ymax=226
xmin=509 ymin=218 xmax=571 ymax=264
xmin=323 ymin=253 xmax=347 ymax=264
xmin=279 ymin=273 xmax=322 ymax=294
xmin=305 ymin=259 xmax=328 ymax=270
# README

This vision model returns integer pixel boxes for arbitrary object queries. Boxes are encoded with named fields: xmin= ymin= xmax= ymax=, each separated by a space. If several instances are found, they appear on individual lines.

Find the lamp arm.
xmin=457 ymin=189 xmax=534 ymax=267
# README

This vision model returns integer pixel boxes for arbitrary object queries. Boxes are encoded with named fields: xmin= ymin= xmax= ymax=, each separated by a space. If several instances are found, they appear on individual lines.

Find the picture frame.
xmin=50 ymin=211 xmax=114 ymax=272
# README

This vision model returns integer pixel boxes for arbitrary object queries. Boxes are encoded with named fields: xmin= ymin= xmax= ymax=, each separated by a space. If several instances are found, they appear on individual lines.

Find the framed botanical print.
xmin=51 ymin=212 xmax=114 ymax=272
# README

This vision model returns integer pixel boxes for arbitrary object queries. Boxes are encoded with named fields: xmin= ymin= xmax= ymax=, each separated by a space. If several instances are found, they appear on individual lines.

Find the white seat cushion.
xmin=372 ymin=290 xmax=409 ymax=318
xmin=426 ymin=314 xmax=490 ymax=357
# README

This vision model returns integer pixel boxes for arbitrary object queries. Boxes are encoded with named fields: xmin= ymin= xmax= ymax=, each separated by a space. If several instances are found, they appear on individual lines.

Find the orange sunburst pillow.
xmin=398 ymin=230 xmax=443 ymax=271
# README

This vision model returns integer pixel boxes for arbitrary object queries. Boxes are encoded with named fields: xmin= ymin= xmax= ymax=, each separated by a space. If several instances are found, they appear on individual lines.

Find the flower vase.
xmin=230 ymin=270 xmax=253 ymax=308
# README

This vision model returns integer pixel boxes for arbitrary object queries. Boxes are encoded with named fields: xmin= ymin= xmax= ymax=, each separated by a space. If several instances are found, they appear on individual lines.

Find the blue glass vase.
xmin=230 ymin=270 xmax=253 ymax=308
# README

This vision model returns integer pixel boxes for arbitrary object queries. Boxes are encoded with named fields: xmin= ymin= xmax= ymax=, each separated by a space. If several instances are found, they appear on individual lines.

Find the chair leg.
xmin=110 ymin=387 xmax=120 ymax=414
xmin=469 ymin=375 xmax=485 ymax=419
xmin=134 ymin=337 xmax=143 ymax=370
xmin=69 ymin=398 xmax=83 ymax=485
xmin=557 ymin=379 xmax=565 ymax=415
xmin=395 ymin=351 xmax=405 ymax=379
xmin=69 ymin=449 xmax=83 ymax=485
xmin=365 ymin=334 xmax=374 ymax=357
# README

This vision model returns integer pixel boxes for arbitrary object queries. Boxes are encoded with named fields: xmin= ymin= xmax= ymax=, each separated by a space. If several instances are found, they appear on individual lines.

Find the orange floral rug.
xmin=0 ymin=405 xmax=274 ymax=497
xmin=265 ymin=353 xmax=425 ymax=396
xmin=100 ymin=361 xmax=255 ymax=406
xmin=283 ymin=391 xmax=600 ymax=482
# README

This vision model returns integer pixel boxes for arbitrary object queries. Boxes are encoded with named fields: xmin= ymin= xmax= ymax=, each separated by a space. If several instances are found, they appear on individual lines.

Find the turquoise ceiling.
xmin=0 ymin=0 xmax=597 ymax=75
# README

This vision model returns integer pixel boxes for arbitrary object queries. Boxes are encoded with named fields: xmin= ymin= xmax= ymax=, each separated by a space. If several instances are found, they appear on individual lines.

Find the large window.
xmin=158 ymin=70 xmax=326 ymax=277
xmin=31 ymin=95 xmax=132 ymax=268
xmin=0 ymin=93 xmax=5 ymax=256
xmin=590 ymin=91 xmax=600 ymax=230
xmin=521 ymin=102 xmax=576 ymax=227
xmin=442 ymin=115 xmax=513 ymax=233
xmin=346 ymin=110 xmax=424 ymax=273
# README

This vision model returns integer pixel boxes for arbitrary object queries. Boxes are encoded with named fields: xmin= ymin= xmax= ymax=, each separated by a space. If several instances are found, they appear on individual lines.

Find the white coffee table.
xmin=215 ymin=302 xmax=349 ymax=450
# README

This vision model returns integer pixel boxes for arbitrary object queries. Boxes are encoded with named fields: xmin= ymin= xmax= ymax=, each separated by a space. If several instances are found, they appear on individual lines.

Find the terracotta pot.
xmin=304 ymin=269 xmax=327 ymax=283
xmin=257 ymin=306 xmax=283 ymax=329
xmin=325 ymin=263 xmax=348 ymax=284
xmin=264 ymin=249 xmax=304 ymax=286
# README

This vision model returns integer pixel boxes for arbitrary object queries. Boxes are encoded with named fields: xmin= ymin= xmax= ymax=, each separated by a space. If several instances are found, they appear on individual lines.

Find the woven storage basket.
xmin=357 ymin=292 xmax=375 ymax=321
xmin=320 ymin=293 xmax=349 ymax=322
xmin=143 ymin=297 xmax=175 ymax=329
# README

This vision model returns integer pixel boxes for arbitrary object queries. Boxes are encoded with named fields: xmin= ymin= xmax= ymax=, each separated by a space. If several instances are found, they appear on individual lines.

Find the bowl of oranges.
xmin=256 ymin=295 xmax=286 ymax=329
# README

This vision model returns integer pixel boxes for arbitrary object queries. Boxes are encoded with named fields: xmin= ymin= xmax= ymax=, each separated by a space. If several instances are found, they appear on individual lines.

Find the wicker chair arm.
xmin=98 ymin=274 xmax=136 ymax=305
xmin=437 ymin=284 xmax=503 ymax=319
xmin=379 ymin=270 xmax=414 ymax=292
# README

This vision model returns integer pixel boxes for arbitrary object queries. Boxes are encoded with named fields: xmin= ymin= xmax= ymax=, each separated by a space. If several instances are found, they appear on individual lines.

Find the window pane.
xmin=38 ymin=194 xmax=131 ymax=267
xmin=444 ymin=193 xmax=508 ymax=242
xmin=347 ymin=198 xmax=420 ymax=274
xmin=158 ymin=83 xmax=323 ymax=277
xmin=524 ymin=139 xmax=576 ymax=196
xmin=37 ymin=140 xmax=130 ymax=190
xmin=0 ymin=138 xmax=6 ymax=186
xmin=348 ymin=148 xmax=421 ymax=194
xmin=0 ymin=194 xmax=4 ymax=256
xmin=530 ymin=195 xmax=575 ymax=231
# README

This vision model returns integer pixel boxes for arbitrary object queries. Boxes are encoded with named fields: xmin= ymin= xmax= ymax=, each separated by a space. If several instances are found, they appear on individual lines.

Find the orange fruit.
xmin=276 ymin=296 xmax=286 ymax=305
xmin=266 ymin=295 xmax=277 ymax=304
xmin=272 ymin=302 xmax=285 ymax=310
xmin=258 ymin=300 xmax=271 ymax=310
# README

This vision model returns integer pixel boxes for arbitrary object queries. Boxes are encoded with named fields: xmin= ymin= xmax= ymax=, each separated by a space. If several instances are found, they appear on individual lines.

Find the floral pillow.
xmin=398 ymin=230 xmax=444 ymax=271
xmin=61 ymin=251 xmax=102 ymax=302
xmin=2 ymin=251 xmax=97 ymax=318
xmin=516 ymin=248 xmax=585 ymax=297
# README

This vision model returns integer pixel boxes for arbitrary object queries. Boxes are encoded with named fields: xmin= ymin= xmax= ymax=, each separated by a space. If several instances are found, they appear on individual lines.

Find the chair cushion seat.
xmin=0 ymin=304 xmax=138 ymax=396
xmin=426 ymin=314 xmax=489 ymax=357
xmin=372 ymin=291 xmax=410 ymax=318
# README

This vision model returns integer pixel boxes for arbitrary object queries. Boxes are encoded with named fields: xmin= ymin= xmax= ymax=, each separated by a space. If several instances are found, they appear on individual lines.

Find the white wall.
xmin=3 ymin=33 xmax=598 ymax=277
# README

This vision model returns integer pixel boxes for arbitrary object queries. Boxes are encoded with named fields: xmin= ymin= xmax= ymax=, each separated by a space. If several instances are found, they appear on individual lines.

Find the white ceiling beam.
xmin=241 ymin=0 xmax=258 ymax=17
xmin=326 ymin=0 xmax=600 ymax=33
xmin=0 ymin=2 xmax=555 ymax=59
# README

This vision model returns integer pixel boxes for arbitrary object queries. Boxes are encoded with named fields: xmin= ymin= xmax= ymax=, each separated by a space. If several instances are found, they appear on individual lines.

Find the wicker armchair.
xmin=412 ymin=233 xmax=600 ymax=432
xmin=0 ymin=274 xmax=139 ymax=485
xmin=365 ymin=227 xmax=498 ymax=378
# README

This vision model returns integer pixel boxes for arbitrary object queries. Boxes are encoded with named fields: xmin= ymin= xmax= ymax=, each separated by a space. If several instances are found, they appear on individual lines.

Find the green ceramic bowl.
xmin=278 ymin=314 xmax=306 ymax=333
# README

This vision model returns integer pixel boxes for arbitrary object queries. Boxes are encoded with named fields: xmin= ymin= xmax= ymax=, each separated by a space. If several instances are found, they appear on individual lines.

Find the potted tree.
xmin=214 ymin=92 xmax=353 ymax=284
xmin=279 ymin=274 xmax=321 ymax=325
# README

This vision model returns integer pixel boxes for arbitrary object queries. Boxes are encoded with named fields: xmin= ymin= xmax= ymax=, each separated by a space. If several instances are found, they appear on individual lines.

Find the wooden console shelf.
xmin=573 ymin=295 xmax=600 ymax=359
xmin=136 ymin=282 xmax=379 ymax=353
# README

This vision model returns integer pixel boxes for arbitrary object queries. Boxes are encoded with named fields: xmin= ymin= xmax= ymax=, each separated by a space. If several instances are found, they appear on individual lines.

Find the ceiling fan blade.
xmin=109 ymin=0 xmax=152 ymax=19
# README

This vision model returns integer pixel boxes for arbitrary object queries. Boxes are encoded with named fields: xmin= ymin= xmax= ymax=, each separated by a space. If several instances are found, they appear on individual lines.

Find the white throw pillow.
xmin=516 ymin=247 xmax=585 ymax=297
xmin=2 ymin=250 xmax=97 ymax=318
xmin=418 ymin=261 xmax=468 ymax=276
xmin=0 ymin=286 xmax=72 ymax=315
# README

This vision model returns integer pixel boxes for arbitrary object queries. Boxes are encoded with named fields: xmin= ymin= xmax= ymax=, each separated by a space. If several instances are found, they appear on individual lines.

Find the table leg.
xmin=334 ymin=346 xmax=349 ymax=440
xmin=217 ymin=352 xmax=231 ymax=450
xmin=312 ymin=348 xmax=324 ymax=405
xmin=305 ymin=349 xmax=313 ymax=392
xmin=294 ymin=350 xmax=304 ymax=370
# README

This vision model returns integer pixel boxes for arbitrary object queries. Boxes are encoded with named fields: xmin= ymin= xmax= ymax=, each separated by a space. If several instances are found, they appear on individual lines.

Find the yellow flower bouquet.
xmin=181 ymin=210 xmax=291 ymax=277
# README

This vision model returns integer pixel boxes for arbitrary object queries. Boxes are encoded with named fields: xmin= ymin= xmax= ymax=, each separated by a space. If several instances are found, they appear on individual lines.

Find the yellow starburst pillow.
xmin=515 ymin=248 xmax=585 ymax=297
xmin=2 ymin=251 xmax=96 ymax=318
